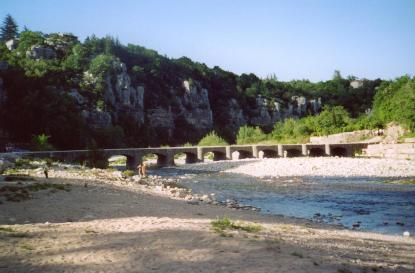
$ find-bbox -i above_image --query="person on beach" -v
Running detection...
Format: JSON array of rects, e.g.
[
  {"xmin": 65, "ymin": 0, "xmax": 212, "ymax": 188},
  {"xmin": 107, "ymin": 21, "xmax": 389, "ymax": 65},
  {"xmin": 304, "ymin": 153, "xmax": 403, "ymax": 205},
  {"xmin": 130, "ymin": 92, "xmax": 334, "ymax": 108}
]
[
  {"xmin": 137, "ymin": 164, "xmax": 142, "ymax": 178},
  {"xmin": 43, "ymin": 164, "xmax": 49, "ymax": 179},
  {"xmin": 141, "ymin": 163, "xmax": 147, "ymax": 178}
]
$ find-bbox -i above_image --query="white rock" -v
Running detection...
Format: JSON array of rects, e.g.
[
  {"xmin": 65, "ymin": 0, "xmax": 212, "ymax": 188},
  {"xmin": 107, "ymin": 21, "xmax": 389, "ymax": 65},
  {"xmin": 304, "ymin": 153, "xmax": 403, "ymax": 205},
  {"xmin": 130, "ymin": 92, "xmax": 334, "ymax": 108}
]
[{"xmin": 403, "ymin": 231, "xmax": 410, "ymax": 237}]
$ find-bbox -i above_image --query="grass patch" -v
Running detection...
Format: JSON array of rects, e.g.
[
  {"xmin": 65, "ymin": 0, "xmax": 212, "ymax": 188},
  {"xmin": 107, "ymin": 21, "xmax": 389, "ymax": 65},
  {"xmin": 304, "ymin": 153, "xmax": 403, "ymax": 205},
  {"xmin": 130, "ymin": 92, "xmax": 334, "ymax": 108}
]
[
  {"xmin": 0, "ymin": 227, "xmax": 16, "ymax": 233},
  {"xmin": 0, "ymin": 227, "xmax": 29, "ymax": 238},
  {"xmin": 0, "ymin": 183, "xmax": 71, "ymax": 202},
  {"xmin": 211, "ymin": 217, "xmax": 262, "ymax": 236}
]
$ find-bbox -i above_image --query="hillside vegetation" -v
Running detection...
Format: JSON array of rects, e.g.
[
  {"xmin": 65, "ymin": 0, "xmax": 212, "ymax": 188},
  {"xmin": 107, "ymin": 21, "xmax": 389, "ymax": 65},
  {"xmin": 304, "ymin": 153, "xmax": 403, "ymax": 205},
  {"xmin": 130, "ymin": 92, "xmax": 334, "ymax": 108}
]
[{"xmin": 0, "ymin": 15, "xmax": 413, "ymax": 150}]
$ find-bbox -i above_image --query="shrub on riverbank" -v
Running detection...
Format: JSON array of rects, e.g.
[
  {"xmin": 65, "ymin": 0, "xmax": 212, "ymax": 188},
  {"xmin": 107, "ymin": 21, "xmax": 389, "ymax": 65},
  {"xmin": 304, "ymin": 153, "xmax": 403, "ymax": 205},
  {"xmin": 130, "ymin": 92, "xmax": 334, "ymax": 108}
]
[
  {"xmin": 236, "ymin": 126, "xmax": 267, "ymax": 144},
  {"xmin": 198, "ymin": 131, "xmax": 228, "ymax": 146}
]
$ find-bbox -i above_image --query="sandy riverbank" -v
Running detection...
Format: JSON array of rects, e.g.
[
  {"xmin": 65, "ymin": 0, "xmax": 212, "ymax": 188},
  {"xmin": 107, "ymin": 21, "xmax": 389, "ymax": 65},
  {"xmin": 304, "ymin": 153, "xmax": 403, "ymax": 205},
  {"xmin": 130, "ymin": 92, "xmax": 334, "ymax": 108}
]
[{"xmin": 0, "ymin": 159, "xmax": 414, "ymax": 273}]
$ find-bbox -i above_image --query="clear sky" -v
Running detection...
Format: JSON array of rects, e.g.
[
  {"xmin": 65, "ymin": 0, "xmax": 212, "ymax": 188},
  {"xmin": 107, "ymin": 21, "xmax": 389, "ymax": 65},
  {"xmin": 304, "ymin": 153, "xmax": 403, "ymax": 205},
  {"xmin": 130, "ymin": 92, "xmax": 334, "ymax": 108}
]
[{"xmin": 1, "ymin": 0, "xmax": 414, "ymax": 81}]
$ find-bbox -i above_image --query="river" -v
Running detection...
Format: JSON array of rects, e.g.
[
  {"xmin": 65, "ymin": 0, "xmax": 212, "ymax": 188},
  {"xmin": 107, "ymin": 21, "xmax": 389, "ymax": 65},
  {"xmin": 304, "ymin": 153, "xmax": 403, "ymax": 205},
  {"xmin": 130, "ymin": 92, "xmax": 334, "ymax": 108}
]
[{"xmin": 161, "ymin": 168, "xmax": 415, "ymax": 236}]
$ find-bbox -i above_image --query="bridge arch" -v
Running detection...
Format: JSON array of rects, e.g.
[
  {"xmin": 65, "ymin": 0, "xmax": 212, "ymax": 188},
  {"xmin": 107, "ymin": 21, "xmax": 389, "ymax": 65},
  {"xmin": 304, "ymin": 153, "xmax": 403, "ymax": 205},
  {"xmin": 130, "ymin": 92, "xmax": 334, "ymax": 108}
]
[
  {"xmin": 141, "ymin": 152, "xmax": 171, "ymax": 167},
  {"xmin": 232, "ymin": 150, "xmax": 253, "ymax": 160},
  {"xmin": 174, "ymin": 151, "xmax": 198, "ymax": 164},
  {"xmin": 259, "ymin": 149, "xmax": 278, "ymax": 158},
  {"xmin": 331, "ymin": 147, "xmax": 348, "ymax": 157},
  {"xmin": 308, "ymin": 148, "xmax": 325, "ymax": 157},
  {"xmin": 285, "ymin": 148, "xmax": 302, "ymax": 157}
]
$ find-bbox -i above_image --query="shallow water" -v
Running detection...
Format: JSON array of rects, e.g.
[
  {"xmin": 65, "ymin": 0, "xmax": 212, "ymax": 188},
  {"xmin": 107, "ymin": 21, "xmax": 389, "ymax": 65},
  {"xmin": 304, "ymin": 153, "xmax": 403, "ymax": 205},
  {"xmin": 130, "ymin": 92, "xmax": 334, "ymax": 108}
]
[{"xmin": 174, "ymin": 171, "xmax": 415, "ymax": 235}]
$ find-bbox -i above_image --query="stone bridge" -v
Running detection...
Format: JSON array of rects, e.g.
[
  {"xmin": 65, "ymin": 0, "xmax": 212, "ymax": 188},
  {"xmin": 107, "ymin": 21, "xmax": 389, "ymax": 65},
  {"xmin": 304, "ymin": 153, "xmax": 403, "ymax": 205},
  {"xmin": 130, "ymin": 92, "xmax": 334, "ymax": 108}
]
[{"xmin": 3, "ymin": 143, "xmax": 368, "ymax": 170}]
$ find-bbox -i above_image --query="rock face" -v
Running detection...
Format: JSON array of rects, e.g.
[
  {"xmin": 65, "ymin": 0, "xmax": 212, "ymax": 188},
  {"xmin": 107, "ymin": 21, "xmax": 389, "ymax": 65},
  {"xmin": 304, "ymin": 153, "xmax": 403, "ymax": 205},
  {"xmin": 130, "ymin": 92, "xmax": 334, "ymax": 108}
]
[
  {"xmin": 224, "ymin": 99, "xmax": 247, "ymax": 132},
  {"xmin": 176, "ymin": 80, "xmax": 213, "ymax": 133},
  {"xmin": 103, "ymin": 62, "xmax": 145, "ymax": 125},
  {"xmin": 26, "ymin": 45, "xmax": 57, "ymax": 60},
  {"xmin": 147, "ymin": 108, "xmax": 174, "ymax": 130},
  {"xmin": 82, "ymin": 110, "xmax": 112, "ymax": 129},
  {"xmin": 249, "ymin": 96, "xmax": 272, "ymax": 127},
  {"xmin": 246, "ymin": 95, "xmax": 321, "ymax": 129},
  {"xmin": 44, "ymin": 33, "xmax": 78, "ymax": 56}
]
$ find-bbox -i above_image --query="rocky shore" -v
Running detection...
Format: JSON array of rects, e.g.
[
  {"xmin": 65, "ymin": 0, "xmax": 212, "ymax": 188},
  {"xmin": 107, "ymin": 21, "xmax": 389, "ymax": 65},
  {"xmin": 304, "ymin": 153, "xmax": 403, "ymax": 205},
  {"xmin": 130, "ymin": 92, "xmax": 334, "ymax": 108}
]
[{"xmin": 0, "ymin": 158, "xmax": 414, "ymax": 273}]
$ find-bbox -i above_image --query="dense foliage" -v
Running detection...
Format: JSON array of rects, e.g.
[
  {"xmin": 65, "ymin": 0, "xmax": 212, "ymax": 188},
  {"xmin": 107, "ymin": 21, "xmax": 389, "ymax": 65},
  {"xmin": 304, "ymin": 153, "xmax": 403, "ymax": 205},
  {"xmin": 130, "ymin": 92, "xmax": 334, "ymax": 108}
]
[
  {"xmin": 371, "ymin": 76, "xmax": 415, "ymax": 131},
  {"xmin": 0, "ymin": 15, "xmax": 413, "ymax": 150},
  {"xmin": 198, "ymin": 132, "xmax": 228, "ymax": 146}
]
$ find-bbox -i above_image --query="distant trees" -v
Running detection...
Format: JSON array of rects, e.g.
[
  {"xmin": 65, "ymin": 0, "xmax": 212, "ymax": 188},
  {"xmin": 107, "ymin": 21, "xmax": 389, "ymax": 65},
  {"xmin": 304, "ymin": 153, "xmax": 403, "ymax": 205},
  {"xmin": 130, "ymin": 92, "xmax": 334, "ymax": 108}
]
[{"xmin": 0, "ymin": 14, "xmax": 18, "ymax": 41}]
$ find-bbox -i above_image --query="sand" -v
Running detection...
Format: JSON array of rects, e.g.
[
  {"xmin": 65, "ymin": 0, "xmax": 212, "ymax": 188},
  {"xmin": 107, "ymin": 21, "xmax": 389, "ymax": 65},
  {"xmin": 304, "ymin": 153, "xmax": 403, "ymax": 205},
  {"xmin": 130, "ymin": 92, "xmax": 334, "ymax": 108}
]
[{"xmin": 1, "ymin": 160, "xmax": 415, "ymax": 273}]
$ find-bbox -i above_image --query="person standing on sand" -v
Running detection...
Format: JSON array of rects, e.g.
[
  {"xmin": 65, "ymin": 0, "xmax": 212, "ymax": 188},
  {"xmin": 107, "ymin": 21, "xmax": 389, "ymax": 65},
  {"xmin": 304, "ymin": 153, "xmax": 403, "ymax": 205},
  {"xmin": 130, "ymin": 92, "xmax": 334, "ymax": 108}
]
[
  {"xmin": 137, "ymin": 164, "xmax": 142, "ymax": 178},
  {"xmin": 43, "ymin": 164, "xmax": 49, "ymax": 179},
  {"xmin": 141, "ymin": 163, "xmax": 147, "ymax": 178}
]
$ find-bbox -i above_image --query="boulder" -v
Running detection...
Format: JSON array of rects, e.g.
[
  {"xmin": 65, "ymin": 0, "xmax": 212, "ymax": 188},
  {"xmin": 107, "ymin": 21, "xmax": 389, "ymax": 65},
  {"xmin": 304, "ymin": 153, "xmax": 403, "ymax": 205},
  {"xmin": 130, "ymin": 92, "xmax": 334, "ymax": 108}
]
[
  {"xmin": 5, "ymin": 39, "xmax": 18, "ymax": 50},
  {"xmin": 26, "ymin": 45, "xmax": 57, "ymax": 60}
]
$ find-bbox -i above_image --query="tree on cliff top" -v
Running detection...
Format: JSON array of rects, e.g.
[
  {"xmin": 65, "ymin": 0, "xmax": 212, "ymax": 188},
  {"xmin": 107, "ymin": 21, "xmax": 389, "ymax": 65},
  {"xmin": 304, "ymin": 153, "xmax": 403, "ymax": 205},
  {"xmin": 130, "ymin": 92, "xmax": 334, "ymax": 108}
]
[{"xmin": 1, "ymin": 14, "xmax": 18, "ymax": 41}]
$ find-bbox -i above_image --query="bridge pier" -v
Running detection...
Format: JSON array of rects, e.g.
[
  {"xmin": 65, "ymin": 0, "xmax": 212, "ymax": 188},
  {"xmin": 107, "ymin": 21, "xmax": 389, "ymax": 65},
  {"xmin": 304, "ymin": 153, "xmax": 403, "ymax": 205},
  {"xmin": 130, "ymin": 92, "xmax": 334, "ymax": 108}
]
[
  {"xmin": 226, "ymin": 146, "xmax": 232, "ymax": 160},
  {"xmin": 197, "ymin": 147, "xmax": 203, "ymax": 162},
  {"xmin": 301, "ymin": 144, "xmax": 308, "ymax": 156},
  {"xmin": 252, "ymin": 145, "xmax": 259, "ymax": 158},
  {"xmin": 277, "ymin": 144, "xmax": 283, "ymax": 157},
  {"xmin": 325, "ymin": 144, "xmax": 331, "ymax": 156}
]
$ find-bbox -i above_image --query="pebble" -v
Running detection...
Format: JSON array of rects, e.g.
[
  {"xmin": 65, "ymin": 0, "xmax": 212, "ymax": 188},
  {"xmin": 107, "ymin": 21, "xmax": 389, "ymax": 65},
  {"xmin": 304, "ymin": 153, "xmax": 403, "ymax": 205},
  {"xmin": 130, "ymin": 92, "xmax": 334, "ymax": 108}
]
[{"xmin": 403, "ymin": 231, "xmax": 410, "ymax": 237}]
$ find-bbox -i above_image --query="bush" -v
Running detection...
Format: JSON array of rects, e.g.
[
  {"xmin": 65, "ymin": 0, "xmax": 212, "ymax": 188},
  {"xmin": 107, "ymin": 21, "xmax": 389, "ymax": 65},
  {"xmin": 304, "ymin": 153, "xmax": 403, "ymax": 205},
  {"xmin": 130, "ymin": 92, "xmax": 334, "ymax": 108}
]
[
  {"xmin": 371, "ymin": 76, "xmax": 415, "ymax": 131},
  {"xmin": 198, "ymin": 131, "xmax": 228, "ymax": 146},
  {"xmin": 236, "ymin": 126, "xmax": 267, "ymax": 144},
  {"xmin": 32, "ymin": 134, "xmax": 54, "ymax": 151}
]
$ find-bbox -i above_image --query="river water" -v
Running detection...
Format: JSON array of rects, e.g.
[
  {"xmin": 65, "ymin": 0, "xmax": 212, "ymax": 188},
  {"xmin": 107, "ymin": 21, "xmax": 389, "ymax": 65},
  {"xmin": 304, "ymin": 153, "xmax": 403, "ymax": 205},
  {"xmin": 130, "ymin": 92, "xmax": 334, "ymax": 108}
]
[{"xmin": 164, "ymin": 170, "xmax": 415, "ymax": 236}]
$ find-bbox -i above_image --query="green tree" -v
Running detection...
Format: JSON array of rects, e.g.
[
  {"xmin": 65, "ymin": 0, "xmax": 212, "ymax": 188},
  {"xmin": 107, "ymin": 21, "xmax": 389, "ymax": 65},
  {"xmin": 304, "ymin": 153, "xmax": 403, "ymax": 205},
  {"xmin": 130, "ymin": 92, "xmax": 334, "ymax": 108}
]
[
  {"xmin": 0, "ymin": 14, "xmax": 18, "ymax": 41},
  {"xmin": 314, "ymin": 106, "xmax": 352, "ymax": 135}
]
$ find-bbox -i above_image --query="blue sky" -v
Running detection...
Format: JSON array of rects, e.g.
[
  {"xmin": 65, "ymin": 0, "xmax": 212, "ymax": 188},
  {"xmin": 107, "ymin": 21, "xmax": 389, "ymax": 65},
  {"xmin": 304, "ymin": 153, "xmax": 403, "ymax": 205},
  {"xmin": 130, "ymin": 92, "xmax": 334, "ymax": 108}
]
[{"xmin": 1, "ymin": 0, "xmax": 414, "ymax": 81}]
